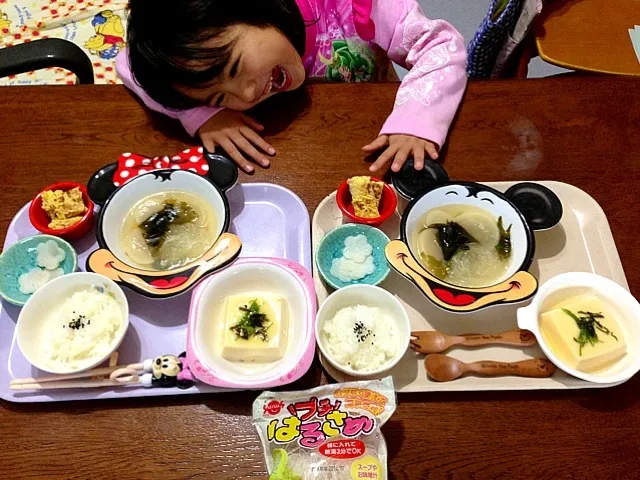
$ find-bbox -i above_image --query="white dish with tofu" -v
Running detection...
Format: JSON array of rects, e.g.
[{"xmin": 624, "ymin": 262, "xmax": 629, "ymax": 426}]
[
  {"xmin": 185, "ymin": 258, "xmax": 317, "ymax": 389},
  {"xmin": 518, "ymin": 272, "xmax": 640, "ymax": 384}
]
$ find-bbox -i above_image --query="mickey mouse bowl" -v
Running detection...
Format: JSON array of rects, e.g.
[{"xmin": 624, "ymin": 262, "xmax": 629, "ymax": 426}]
[
  {"xmin": 85, "ymin": 150, "xmax": 242, "ymax": 299},
  {"xmin": 386, "ymin": 164, "xmax": 563, "ymax": 313}
]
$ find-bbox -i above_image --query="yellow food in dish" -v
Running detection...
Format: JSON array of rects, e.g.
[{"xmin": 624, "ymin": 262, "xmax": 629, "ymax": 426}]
[
  {"xmin": 42, "ymin": 188, "xmax": 87, "ymax": 230},
  {"xmin": 220, "ymin": 293, "xmax": 289, "ymax": 362},
  {"xmin": 348, "ymin": 176, "xmax": 384, "ymax": 218},
  {"xmin": 540, "ymin": 294, "xmax": 626, "ymax": 372}
]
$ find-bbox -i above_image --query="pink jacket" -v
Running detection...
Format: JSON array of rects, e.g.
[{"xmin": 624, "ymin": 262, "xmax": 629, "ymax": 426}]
[{"xmin": 116, "ymin": 0, "xmax": 467, "ymax": 149}]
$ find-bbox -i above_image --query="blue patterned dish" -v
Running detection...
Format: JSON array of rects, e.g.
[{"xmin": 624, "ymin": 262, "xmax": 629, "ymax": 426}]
[
  {"xmin": 0, "ymin": 235, "xmax": 78, "ymax": 306},
  {"xmin": 316, "ymin": 224, "xmax": 390, "ymax": 290}
]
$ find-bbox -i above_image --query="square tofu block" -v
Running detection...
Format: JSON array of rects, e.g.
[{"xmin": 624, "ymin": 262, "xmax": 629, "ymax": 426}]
[
  {"xmin": 540, "ymin": 295, "xmax": 626, "ymax": 372},
  {"xmin": 221, "ymin": 293, "xmax": 288, "ymax": 362}
]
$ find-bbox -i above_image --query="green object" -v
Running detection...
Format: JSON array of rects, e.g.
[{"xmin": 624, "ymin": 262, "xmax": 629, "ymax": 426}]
[
  {"xmin": 562, "ymin": 309, "xmax": 618, "ymax": 356},
  {"xmin": 321, "ymin": 39, "xmax": 376, "ymax": 82},
  {"xmin": 230, "ymin": 299, "xmax": 272, "ymax": 341},
  {"xmin": 423, "ymin": 254, "xmax": 448, "ymax": 280},
  {"xmin": 495, "ymin": 216, "xmax": 512, "ymax": 259},
  {"xmin": 427, "ymin": 222, "xmax": 477, "ymax": 262},
  {"xmin": 139, "ymin": 200, "xmax": 198, "ymax": 250},
  {"xmin": 491, "ymin": 0, "xmax": 510, "ymax": 21},
  {"xmin": 269, "ymin": 449, "xmax": 302, "ymax": 480}
]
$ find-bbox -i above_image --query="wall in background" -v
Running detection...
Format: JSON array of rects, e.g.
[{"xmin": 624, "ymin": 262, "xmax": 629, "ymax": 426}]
[{"xmin": 394, "ymin": 0, "xmax": 569, "ymax": 78}]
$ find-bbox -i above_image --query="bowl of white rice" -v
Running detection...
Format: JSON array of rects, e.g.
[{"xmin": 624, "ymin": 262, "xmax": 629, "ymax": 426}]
[
  {"xmin": 315, "ymin": 284, "xmax": 410, "ymax": 377},
  {"xmin": 16, "ymin": 272, "xmax": 129, "ymax": 374}
]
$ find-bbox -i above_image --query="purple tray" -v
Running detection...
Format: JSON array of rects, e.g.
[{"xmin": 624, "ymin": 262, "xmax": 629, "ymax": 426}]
[{"xmin": 0, "ymin": 183, "xmax": 311, "ymax": 403}]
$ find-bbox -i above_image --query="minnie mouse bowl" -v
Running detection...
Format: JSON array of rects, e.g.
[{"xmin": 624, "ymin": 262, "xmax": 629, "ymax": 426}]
[
  {"xmin": 517, "ymin": 272, "xmax": 640, "ymax": 384},
  {"xmin": 385, "ymin": 179, "xmax": 564, "ymax": 312},
  {"xmin": 86, "ymin": 169, "xmax": 242, "ymax": 299},
  {"xmin": 29, "ymin": 182, "xmax": 95, "ymax": 241},
  {"xmin": 16, "ymin": 272, "xmax": 129, "ymax": 374},
  {"xmin": 185, "ymin": 258, "xmax": 316, "ymax": 389}
]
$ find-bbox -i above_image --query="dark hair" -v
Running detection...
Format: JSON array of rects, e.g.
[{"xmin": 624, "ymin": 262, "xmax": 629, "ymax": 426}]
[{"xmin": 127, "ymin": 0, "xmax": 306, "ymax": 109}]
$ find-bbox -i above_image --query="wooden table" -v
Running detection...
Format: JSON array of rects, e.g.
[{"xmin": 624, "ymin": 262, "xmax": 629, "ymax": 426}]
[
  {"xmin": 536, "ymin": 0, "xmax": 640, "ymax": 75},
  {"xmin": 1, "ymin": 78, "xmax": 640, "ymax": 479}
]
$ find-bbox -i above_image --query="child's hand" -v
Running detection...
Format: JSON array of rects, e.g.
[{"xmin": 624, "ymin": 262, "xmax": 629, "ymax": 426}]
[
  {"xmin": 198, "ymin": 110, "xmax": 275, "ymax": 173},
  {"xmin": 363, "ymin": 134, "xmax": 439, "ymax": 173}
]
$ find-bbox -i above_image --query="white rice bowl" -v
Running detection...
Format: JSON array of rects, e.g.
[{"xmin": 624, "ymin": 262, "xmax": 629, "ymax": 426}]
[{"xmin": 316, "ymin": 284, "xmax": 410, "ymax": 377}]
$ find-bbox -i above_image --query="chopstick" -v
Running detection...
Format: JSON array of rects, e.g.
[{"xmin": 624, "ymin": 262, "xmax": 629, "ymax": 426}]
[
  {"xmin": 10, "ymin": 362, "xmax": 145, "ymax": 386},
  {"xmin": 9, "ymin": 358, "xmax": 153, "ymax": 391}
]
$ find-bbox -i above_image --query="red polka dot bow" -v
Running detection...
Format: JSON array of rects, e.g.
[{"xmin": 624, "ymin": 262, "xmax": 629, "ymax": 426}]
[{"xmin": 113, "ymin": 147, "xmax": 209, "ymax": 187}]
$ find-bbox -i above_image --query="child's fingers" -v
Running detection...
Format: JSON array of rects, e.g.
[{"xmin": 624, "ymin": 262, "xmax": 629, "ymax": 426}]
[
  {"xmin": 413, "ymin": 147, "xmax": 425, "ymax": 171},
  {"xmin": 426, "ymin": 142, "xmax": 439, "ymax": 160},
  {"xmin": 241, "ymin": 114, "xmax": 265, "ymax": 132},
  {"xmin": 218, "ymin": 138, "xmax": 254, "ymax": 173},
  {"xmin": 362, "ymin": 135, "xmax": 389, "ymax": 152},
  {"xmin": 240, "ymin": 127, "xmax": 276, "ymax": 156},
  {"xmin": 390, "ymin": 146, "xmax": 412, "ymax": 173},
  {"xmin": 369, "ymin": 145, "xmax": 397, "ymax": 173},
  {"xmin": 201, "ymin": 136, "xmax": 216, "ymax": 154},
  {"xmin": 230, "ymin": 133, "xmax": 270, "ymax": 168}
]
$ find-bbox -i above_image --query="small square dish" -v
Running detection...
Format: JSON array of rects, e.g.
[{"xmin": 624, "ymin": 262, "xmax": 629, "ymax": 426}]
[{"xmin": 185, "ymin": 257, "xmax": 317, "ymax": 389}]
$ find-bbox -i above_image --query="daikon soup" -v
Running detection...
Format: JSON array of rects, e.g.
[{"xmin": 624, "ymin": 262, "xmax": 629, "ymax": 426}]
[
  {"xmin": 412, "ymin": 204, "xmax": 513, "ymax": 288},
  {"xmin": 120, "ymin": 190, "xmax": 217, "ymax": 270}
]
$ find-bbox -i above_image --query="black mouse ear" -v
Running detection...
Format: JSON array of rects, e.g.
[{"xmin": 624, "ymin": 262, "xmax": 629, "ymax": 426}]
[
  {"xmin": 87, "ymin": 162, "xmax": 118, "ymax": 206},
  {"xmin": 390, "ymin": 158, "xmax": 449, "ymax": 200},
  {"xmin": 504, "ymin": 182, "xmax": 563, "ymax": 230},
  {"xmin": 204, "ymin": 151, "xmax": 238, "ymax": 192}
]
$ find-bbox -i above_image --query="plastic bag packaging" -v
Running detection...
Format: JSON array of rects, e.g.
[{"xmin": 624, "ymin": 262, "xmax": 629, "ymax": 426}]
[{"xmin": 253, "ymin": 376, "xmax": 396, "ymax": 480}]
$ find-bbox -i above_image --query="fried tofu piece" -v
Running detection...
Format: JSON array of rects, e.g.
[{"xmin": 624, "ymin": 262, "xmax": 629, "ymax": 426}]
[{"xmin": 348, "ymin": 176, "xmax": 384, "ymax": 218}]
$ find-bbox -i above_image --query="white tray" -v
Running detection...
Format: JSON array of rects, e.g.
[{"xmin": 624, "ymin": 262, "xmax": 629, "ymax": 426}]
[{"xmin": 312, "ymin": 181, "xmax": 628, "ymax": 392}]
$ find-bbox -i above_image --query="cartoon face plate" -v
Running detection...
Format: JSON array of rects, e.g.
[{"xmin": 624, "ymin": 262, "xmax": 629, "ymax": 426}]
[
  {"xmin": 385, "ymin": 240, "xmax": 537, "ymax": 312},
  {"xmin": 402, "ymin": 182, "xmax": 536, "ymax": 283},
  {"xmin": 87, "ymin": 233, "xmax": 242, "ymax": 298}
]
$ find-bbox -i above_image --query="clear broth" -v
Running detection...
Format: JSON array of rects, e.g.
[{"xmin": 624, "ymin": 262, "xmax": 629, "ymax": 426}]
[{"xmin": 119, "ymin": 190, "xmax": 217, "ymax": 271}]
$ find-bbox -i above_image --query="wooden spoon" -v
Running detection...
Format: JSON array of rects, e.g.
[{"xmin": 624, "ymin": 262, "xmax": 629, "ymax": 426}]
[
  {"xmin": 410, "ymin": 329, "xmax": 537, "ymax": 354},
  {"xmin": 425, "ymin": 354, "xmax": 556, "ymax": 382}
]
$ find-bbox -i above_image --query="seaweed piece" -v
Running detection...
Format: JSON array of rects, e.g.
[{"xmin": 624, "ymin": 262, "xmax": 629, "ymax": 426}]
[
  {"xmin": 230, "ymin": 299, "xmax": 272, "ymax": 341},
  {"xmin": 139, "ymin": 200, "xmax": 198, "ymax": 249},
  {"xmin": 495, "ymin": 216, "xmax": 512, "ymax": 259},
  {"xmin": 427, "ymin": 221, "xmax": 476, "ymax": 261},
  {"xmin": 563, "ymin": 309, "xmax": 618, "ymax": 356}
]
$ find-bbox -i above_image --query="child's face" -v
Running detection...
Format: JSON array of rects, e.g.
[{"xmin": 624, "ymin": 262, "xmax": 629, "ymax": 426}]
[{"xmin": 179, "ymin": 25, "xmax": 305, "ymax": 111}]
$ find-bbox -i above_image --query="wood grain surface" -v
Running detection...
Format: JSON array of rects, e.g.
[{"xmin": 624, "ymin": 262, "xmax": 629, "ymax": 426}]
[
  {"xmin": 536, "ymin": 0, "xmax": 640, "ymax": 75},
  {"xmin": 1, "ymin": 78, "xmax": 639, "ymax": 479}
]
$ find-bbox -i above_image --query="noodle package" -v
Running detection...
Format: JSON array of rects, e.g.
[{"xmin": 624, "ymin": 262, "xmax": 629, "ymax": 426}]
[{"xmin": 253, "ymin": 377, "xmax": 396, "ymax": 480}]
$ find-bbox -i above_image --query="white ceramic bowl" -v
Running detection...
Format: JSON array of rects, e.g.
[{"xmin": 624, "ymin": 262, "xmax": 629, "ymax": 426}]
[
  {"xmin": 16, "ymin": 272, "xmax": 130, "ymax": 374},
  {"xmin": 517, "ymin": 272, "xmax": 640, "ymax": 384},
  {"xmin": 186, "ymin": 258, "xmax": 317, "ymax": 389},
  {"xmin": 315, "ymin": 284, "xmax": 411, "ymax": 377},
  {"xmin": 97, "ymin": 169, "xmax": 230, "ymax": 269}
]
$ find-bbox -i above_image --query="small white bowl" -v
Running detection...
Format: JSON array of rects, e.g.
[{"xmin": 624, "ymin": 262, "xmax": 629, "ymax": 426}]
[
  {"xmin": 16, "ymin": 272, "xmax": 129, "ymax": 374},
  {"xmin": 517, "ymin": 272, "xmax": 640, "ymax": 384},
  {"xmin": 316, "ymin": 284, "xmax": 411, "ymax": 377}
]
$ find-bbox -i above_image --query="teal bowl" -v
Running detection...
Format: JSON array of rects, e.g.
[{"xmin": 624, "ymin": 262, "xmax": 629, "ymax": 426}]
[
  {"xmin": 0, "ymin": 235, "xmax": 78, "ymax": 306},
  {"xmin": 316, "ymin": 224, "xmax": 391, "ymax": 290}
]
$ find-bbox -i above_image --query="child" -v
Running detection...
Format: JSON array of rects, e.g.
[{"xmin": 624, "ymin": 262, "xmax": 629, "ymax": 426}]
[{"xmin": 116, "ymin": 0, "xmax": 467, "ymax": 174}]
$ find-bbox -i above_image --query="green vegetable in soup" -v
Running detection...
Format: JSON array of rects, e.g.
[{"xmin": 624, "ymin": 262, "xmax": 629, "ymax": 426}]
[
  {"xmin": 427, "ymin": 221, "xmax": 476, "ymax": 262},
  {"xmin": 139, "ymin": 200, "xmax": 198, "ymax": 249},
  {"xmin": 420, "ymin": 253, "xmax": 448, "ymax": 280},
  {"xmin": 495, "ymin": 216, "xmax": 512, "ymax": 259}
]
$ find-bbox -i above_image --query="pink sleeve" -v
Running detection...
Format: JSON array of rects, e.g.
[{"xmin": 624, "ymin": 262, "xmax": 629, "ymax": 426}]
[
  {"xmin": 115, "ymin": 50, "xmax": 223, "ymax": 137},
  {"xmin": 367, "ymin": 0, "xmax": 467, "ymax": 148}
]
